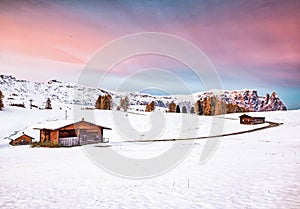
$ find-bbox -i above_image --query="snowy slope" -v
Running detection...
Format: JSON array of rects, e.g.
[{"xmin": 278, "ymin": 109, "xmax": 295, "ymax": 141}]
[{"xmin": 0, "ymin": 106, "xmax": 270, "ymax": 143}]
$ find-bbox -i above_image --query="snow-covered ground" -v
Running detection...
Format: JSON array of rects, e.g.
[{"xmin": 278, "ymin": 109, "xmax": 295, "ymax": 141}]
[
  {"xmin": 0, "ymin": 108, "xmax": 300, "ymax": 208},
  {"xmin": 1, "ymin": 106, "xmax": 270, "ymax": 144}
]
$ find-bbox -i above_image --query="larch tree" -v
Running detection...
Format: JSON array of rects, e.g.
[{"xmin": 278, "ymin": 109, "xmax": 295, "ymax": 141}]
[
  {"xmin": 203, "ymin": 97, "xmax": 211, "ymax": 115},
  {"xmin": 168, "ymin": 101, "xmax": 176, "ymax": 113},
  {"xmin": 95, "ymin": 95, "xmax": 102, "ymax": 109},
  {"xmin": 145, "ymin": 101, "xmax": 155, "ymax": 112},
  {"xmin": 101, "ymin": 94, "xmax": 112, "ymax": 110}
]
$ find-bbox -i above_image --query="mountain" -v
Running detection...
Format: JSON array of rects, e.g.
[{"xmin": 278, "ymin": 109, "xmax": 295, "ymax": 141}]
[{"xmin": 0, "ymin": 75, "xmax": 287, "ymax": 112}]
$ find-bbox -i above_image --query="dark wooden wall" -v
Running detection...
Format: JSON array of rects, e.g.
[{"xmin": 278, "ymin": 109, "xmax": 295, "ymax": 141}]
[{"xmin": 10, "ymin": 135, "xmax": 32, "ymax": 146}]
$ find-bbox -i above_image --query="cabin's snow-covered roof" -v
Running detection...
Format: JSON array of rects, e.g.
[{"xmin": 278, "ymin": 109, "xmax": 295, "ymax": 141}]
[
  {"xmin": 239, "ymin": 114, "xmax": 265, "ymax": 119},
  {"xmin": 9, "ymin": 132, "xmax": 34, "ymax": 140},
  {"xmin": 34, "ymin": 120, "xmax": 75, "ymax": 130},
  {"xmin": 34, "ymin": 120, "xmax": 111, "ymax": 130}
]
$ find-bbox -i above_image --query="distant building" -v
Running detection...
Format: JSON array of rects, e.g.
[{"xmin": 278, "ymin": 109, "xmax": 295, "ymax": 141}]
[
  {"xmin": 36, "ymin": 119, "xmax": 111, "ymax": 147},
  {"xmin": 9, "ymin": 132, "xmax": 34, "ymax": 146},
  {"xmin": 239, "ymin": 114, "xmax": 265, "ymax": 125}
]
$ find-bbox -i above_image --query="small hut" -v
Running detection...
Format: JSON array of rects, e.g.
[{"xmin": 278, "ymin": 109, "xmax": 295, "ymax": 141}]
[
  {"xmin": 9, "ymin": 132, "xmax": 34, "ymax": 146},
  {"xmin": 239, "ymin": 114, "xmax": 265, "ymax": 125},
  {"xmin": 36, "ymin": 119, "xmax": 111, "ymax": 147}
]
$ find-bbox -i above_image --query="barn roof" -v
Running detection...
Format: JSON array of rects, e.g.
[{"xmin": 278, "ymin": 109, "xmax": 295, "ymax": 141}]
[
  {"xmin": 239, "ymin": 114, "xmax": 252, "ymax": 118},
  {"xmin": 239, "ymin": 114, "xmax": 265, "ymax": 119},
  {"xmin": 9, "ymin": 132, "xmax": 34, "ymax": 140},
  {"xmin": 34, "ymin": 119, "xmax": 111, "ymax": 131}
]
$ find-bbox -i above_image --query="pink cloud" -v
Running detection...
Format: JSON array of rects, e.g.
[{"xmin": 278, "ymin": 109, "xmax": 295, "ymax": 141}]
[{"xmin": 0, "ymin": 5, "xmax": 114, "ymax": 65}]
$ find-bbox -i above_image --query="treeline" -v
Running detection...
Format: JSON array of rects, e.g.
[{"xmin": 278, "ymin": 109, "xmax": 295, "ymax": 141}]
[
  {"xmin": 94, "ymin": 93, "xmax": 249, "ymax": 115},
  {"xmin": 168, "ymin": 96, "xmax": 249, "ymax": 115},
  {"xmin": 95, "ymin": 94, "xmax": 112, "ymax": 110}
]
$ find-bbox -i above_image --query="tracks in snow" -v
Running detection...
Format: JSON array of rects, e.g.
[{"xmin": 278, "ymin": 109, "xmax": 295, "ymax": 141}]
[{"xmin": 124, "ymin": 121, "xmax": 283, "ymax": 143}]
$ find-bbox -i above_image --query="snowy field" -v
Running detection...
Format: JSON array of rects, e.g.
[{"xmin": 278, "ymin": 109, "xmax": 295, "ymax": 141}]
[
  {"xmin": 0, "ymin": 107, "xmax": 300, "ymax": 208},
  {"xmin": 0, "ymin": 105, "xmax": 271, "ymax": 144}
]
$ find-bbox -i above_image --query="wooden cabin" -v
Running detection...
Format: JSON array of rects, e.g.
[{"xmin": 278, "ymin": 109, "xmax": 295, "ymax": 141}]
[
  {"xmin": 38, "ymin": 119, "xmax": 111, "ymax": 147},
  {"xmin": 239, "ymin": 114, "xmax": 265, "ymax": 125},
  {"xmin": 9, "ymin": 133, "xmax": 34, "ymax": 146}
]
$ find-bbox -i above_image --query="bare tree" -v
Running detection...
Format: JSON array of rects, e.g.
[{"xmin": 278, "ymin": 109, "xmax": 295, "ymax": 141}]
[
  {"xmin": 0, "ymin": 90, "xmax": 4, "ymax": 110},
  {"xmin": 120, "ymin": 96, "xmax": 130, "ymax": 112}
]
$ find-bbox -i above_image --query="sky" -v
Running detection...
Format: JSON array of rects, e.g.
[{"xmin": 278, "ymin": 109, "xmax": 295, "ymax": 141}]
[{"xmin": 0, "ymin": 0, "xmax": 299, "ymax": 109}]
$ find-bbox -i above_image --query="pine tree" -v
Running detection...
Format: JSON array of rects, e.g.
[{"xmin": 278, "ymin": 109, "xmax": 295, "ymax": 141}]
[
  {"xmin": 168, "ymin": 101, "xmax": 176, "ymax": 113},
  {"xmin": 45, "ymin": 98, "xmax": 52, "ymax": 109},
  {"xmin": 0, "ymin": 90, "xmax": 4, "ymax": 110},
  {"xmin": 176, "ymin": 105, "xmax": 181, "ymax": 113},
  {"xmin": 95, "ymin": 95, "xmax": 102, "ymax": 109},
  {"xmin": 190, "ymin": 107, "xmax": 195, "ymax": 114}
]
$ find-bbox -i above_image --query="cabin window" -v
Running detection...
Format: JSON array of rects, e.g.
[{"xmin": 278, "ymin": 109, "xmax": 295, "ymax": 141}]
[{"xmin": 59, "ymin": 130, "xmax": 77, "ymax": 138}]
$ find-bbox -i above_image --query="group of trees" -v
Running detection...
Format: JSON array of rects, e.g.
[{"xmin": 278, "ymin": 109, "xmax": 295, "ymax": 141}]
[
  {"xmin": 92, "ymin": 94, "xmax": 249, "ymax": 114},
  {"xmin": 95, "ymin": 94, "xmax": 112, "ymax": 110},
  {"xmin": 0, "ymin": 90, "xmax": 249, "ymax": 115},
  {"xmin": 168, "ymin": 102, "xmax": 186, "ymax": 113},
  {"xmin": 167, "ymin": 96, "xmax": 249, "ymax": 116},
  {"xmin": 196, "ymin": 96, "xmax": 249, "ymax": 116}
]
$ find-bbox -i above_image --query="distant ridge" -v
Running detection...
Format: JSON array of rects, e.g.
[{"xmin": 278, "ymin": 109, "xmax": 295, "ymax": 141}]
[{"xmin": 0, "ymin": 74, "xmax": 287, "ymax": 112}]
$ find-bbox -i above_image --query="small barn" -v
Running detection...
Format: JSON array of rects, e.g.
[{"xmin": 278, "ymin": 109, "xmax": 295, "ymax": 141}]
[
  {"xmin": 9, "ymin": 132, "xmax": 34, "ymax": 146},
  {"xmin": 239, "ymin": 114, "xmax": 265, "ymax": 125},
  {"xmin": 36, "ymin": 119, "xmax": 111, "ymax": 147}
]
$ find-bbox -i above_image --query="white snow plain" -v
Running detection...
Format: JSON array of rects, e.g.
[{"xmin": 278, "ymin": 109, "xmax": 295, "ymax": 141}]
[{"xmin": 0, "ymin": 107, "xmax": 300, "ymax": 209}]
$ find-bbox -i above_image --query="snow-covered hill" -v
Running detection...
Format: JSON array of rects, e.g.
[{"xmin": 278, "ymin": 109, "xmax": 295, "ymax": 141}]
[{"xmin": 0, "ymin": 75, "xmax": 287, "ymax": 112}]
